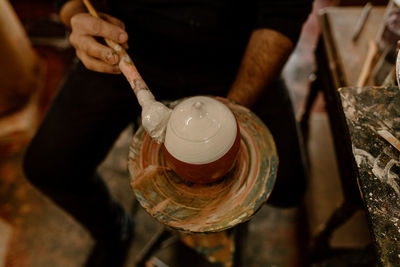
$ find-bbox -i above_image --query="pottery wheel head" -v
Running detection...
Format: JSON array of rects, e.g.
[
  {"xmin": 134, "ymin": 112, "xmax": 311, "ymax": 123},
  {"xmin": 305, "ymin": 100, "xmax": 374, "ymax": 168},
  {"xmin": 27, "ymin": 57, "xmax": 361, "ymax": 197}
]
[{"xmin": 128, "ymin": 97, "xmax": 278, "ymax": 233}]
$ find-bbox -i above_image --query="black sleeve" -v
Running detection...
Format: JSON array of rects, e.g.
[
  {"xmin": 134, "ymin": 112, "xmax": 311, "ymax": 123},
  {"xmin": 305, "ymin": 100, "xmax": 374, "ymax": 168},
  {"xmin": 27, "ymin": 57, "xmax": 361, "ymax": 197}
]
[{"xmin": 255, "ymin": 0, "xmax": 314, "ymax": 44}]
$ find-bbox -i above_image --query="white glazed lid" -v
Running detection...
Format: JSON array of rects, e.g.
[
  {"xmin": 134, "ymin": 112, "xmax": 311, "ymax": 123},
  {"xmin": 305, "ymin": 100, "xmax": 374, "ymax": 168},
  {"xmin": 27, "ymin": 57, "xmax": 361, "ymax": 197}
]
[{"xmin": 164, "ymin": 96, "xmax": 238, "ymax": 164}]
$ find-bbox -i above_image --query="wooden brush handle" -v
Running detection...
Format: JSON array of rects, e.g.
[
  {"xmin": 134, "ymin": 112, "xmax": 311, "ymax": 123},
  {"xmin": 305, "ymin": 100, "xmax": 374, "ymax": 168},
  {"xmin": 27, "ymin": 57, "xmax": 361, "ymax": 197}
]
[
  {"xmin": 82, "ymin": 0, "xmax": 146, "ymax": 94},
  {"xmin": 82, "ymin": 0, "xmax": 172, "ymax": 144},
  {"xmin": 83, "ymin": 0, "xmax": 121, "ymax": 52}
]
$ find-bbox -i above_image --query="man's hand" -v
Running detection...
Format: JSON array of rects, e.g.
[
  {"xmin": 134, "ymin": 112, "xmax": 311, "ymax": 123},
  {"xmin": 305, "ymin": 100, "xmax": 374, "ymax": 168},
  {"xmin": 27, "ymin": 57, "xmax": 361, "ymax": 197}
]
[
  {"xmin": 60, "ymin": 0, "xmax": 128, "ymax": 74},
  {"xmin": 69, "ymin": 13, "xmax": 128, "ymax": 74}
]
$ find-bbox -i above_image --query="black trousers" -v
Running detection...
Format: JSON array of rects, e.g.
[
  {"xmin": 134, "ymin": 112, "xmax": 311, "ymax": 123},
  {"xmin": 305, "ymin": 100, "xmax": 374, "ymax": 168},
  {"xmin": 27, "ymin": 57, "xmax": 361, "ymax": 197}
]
[{"xmin": 23, "ymin": 58, "xmax": 307, "ymax": 239}]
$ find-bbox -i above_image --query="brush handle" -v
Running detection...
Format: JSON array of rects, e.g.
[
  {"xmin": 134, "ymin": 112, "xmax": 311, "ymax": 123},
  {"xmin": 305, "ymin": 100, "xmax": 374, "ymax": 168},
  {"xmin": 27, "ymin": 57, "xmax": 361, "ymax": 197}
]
[
  {"xmin": 82, "ymin": 0, "xmax": 147, "ymax": 95},
  {"xmin": 83, "ymin": 0, "xmax": 172, "ymax": 144}
]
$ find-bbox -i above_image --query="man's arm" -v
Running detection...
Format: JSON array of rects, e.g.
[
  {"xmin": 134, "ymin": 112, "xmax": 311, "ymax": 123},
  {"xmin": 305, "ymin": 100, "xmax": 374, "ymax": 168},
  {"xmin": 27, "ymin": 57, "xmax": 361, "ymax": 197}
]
[
  {"xmin": 227, "ymin": 28, "xmax": 293, "ymax": 107},
  {"xmin": 228, "ymin": 0, "xmax": 313, "ymax": 107}
]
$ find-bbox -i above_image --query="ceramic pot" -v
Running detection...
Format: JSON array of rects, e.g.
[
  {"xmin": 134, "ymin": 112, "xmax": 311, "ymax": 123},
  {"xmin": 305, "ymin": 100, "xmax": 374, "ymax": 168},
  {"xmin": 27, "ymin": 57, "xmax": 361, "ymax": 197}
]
[{"xmin": 163, "ymin": 96, "xmax": 241, "ymax": 183}]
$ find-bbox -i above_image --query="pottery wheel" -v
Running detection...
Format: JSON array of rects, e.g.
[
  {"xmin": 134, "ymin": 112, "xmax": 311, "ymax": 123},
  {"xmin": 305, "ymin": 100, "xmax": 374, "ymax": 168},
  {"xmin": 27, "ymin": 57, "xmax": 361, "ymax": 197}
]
[{"xmin": 128, "ymin": 97, "xmax": 278, "ymax": 233}]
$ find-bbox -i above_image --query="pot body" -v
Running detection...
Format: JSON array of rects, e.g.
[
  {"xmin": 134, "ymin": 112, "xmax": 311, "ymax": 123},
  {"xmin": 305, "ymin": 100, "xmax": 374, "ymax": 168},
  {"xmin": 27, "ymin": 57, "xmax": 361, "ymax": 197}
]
[
  {"xmin": 163, "ymin": 123, "xmax": 241, "ymax": 183},
  {"xmin": 163, "ymin": 96, "xmax": 241, "ymax": 183}
]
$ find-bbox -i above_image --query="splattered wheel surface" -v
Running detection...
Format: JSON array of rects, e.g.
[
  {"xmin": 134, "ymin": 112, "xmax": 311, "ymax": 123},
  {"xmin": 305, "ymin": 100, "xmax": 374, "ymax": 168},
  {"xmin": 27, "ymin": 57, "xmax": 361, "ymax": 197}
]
[{"xmin": 128, "ymin": 98, "xmax": 278, "ymax": 233}]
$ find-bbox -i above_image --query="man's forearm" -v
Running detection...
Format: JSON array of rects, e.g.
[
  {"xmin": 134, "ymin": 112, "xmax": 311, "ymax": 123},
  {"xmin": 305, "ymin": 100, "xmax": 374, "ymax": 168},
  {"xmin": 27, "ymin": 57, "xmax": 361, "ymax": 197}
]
[{"xmin": 227, "ymin": 28, "xmax": 294, "ymax": 108}]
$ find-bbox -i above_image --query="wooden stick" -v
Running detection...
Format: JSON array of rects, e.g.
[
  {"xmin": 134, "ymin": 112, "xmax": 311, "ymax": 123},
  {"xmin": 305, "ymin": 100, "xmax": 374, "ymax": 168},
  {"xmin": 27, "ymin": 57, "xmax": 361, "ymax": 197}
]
[
  {"xmin": 352, "ymin": 2, "xmax": 372, "ymax": 42},
  {"xmin": 396, "ymin": 41, "xmax": 400, "ymax": 87},
  {"xmin": 83, "ymin": 0, "xmax": 121, "ymax": 53},
  {"xmin": 356, "ymin": 40, "xmax": 378, "ymax": 86},
  {"xmin": 82, "ymin": 0, "xmax": 145, "ymax": 93}
]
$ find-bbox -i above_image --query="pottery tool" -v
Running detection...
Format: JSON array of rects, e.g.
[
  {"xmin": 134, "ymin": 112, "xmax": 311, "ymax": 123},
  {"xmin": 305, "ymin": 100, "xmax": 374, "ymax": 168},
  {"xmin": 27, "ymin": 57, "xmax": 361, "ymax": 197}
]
[
  {"xmin": 378, "ymin": 129, "xmax": 400, "ymax": 153},
  {"xmin": 83, "ymin": 0, "xmax": 171, "ymax": 143},
  {"xmin": 352, "ymin": 2, "xmax": 372, "ymax": 42}
]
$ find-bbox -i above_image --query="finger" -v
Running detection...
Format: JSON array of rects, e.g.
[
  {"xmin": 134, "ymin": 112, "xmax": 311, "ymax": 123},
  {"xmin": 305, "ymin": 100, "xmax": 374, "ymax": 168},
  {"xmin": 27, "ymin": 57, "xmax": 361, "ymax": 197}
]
[
  {"xmin": 122, "ymin": 42, "xmax": 129, "ymax": 50},
  {"xmin": 99, "ymin": 14, "xmax": 129, "ymax": 50},
  {"xmin": 70, "ymin": 34, "xmax": 119, "ymax": 64},
  {"xmin": 76, "ymin": 49, "xmax": 121, "ymax": 74},
  {"xmin": 71, "ymin": 13, "xmax": 128, "ymax": 43},
  {"xmin": 85, "ymin": 37, "xmax": 120, "ymax": 64},
  {"xmin": 100, "ymin": 13, "xmax": 126, "ymax": 30}
]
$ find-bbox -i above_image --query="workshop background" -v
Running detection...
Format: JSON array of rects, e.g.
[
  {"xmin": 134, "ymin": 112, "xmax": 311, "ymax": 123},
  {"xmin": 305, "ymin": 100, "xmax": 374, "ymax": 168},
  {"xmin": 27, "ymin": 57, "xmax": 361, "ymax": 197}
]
[{"xmin": 0, "ymin": 0, "xmax": 387, "ymax": 266}]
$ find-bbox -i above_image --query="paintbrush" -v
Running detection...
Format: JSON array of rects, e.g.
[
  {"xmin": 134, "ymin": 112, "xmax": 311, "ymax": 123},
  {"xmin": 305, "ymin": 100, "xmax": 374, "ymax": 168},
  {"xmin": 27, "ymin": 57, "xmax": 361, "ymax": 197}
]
[{"xmin": 83, "ymin": 0, "xmax": 171, "ymax": 143}]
